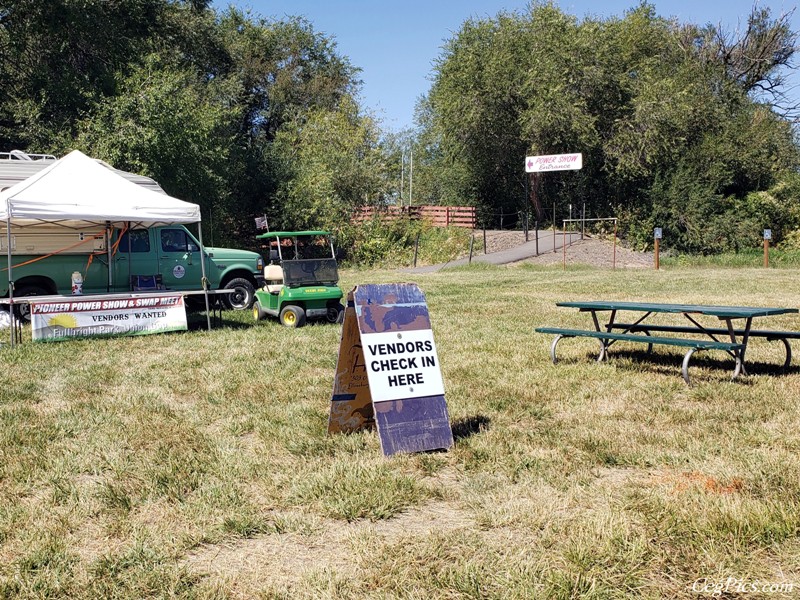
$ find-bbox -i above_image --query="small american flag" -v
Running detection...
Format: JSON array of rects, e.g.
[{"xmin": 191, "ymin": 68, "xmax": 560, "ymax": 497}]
[{"xmin": 254, "ymin": 215, "xmax": 269, "ymax": 230}]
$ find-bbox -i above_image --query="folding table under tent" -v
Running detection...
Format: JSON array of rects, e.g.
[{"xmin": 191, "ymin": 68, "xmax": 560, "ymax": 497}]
[{"xmin": 0, "ymin": 149, "xmax": 212, "ymax": 346}]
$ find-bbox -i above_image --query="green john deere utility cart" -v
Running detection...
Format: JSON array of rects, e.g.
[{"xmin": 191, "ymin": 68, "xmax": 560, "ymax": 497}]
[{"xmin": 252, "ymin": 231, "xmax": 344, "ymax": 327}]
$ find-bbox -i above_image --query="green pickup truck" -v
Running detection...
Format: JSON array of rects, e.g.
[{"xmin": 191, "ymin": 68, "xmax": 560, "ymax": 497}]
[
  {"xmin": 3, "ymin": 225, "xmax": 264, "ymax": 318},
  {"xmin": 1, "ymin": 153, "xmax": 263, "ymax": 316}
]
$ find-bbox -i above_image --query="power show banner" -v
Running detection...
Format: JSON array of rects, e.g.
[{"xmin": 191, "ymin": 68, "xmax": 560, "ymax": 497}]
[
  {"xmin": 328, "ymin": 283, "xmax": 454, "ymax": 456},
  {"xmin": 30, "ymin": 295, "xmax": 187, "ymax": 342}
]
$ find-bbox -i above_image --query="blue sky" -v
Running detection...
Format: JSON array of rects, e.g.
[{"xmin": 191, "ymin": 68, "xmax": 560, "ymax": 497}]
[{"xmin": 215, "ymin": 1, "xmax": 798, "ymax": 131}]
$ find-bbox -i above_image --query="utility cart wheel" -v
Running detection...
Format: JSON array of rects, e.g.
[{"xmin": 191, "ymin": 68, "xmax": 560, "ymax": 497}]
[
  {"xmin": 280, "ymin": 305, "xmax": 306, "ymax": 328},
  {"xmin": 326, "ymin": 302, "xmax": 344, "ymax": 323},
  {"xmin": 253, "ymin": 300, "xmax": 267, "ymax": 321}
]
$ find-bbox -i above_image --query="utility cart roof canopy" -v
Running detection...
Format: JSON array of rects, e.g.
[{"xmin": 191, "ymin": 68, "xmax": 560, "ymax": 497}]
[{"xmin": 256, "ymin": 230, "xmax": 331, "ymax": 239}]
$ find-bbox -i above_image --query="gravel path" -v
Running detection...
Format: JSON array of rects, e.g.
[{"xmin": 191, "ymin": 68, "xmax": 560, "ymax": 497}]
[
  {"xmin": 522, "ymin": 237, "xmax": 654, "ymax": 268},
  {"xmin": 475, "ymin": 230, "xmax": 653, "ymax": 269}
]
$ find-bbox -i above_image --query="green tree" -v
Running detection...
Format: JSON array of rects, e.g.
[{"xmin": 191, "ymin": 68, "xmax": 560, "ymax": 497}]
[
  {"xmin": 421, "ymin": 1, "xmax": 799, "ymax": 249},
  {"xmin": 426, "ymin": 12, "xmax": 531, "ymax": 224},
  {"xmin": 207, "ymin": 9, "xmax": 363, "ymax": 242},
  {"xmin": 0, "ymin": 0, "xmax": 207, "ymax": 149},
  {"xmin": 72, "ymin": 55, "xmax": 240, "ymax": 235},
  {"xmin": 408, "ymin": 96, "xmax": 475, "ymax": 208},
  {"xmin": 1, "ymin": 2, "xmax": 364, "ymax": 246},
  {"xmin": 272, "ymin": 96, "xmax": 388, "ymax": 231}
]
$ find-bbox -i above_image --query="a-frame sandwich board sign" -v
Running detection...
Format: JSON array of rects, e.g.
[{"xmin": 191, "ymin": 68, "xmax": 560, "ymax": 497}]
[{"xmin": 328, "ymin": 283, "xmax": 454, "ymax": 456}]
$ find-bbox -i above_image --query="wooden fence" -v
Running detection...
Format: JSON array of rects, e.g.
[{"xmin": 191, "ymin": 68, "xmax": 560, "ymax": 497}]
[{"xmin": 354, "ymin": 205, "xmax": 477, "ymax": 228}]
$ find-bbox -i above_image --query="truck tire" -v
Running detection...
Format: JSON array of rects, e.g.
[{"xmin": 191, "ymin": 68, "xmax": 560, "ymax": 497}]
[
  {"xmin": 13, "ymin": 284, "xmax": 50, "ymax": 321},
  {"xmin": 223, "ymin": 278, "xmax": 255, "ymax": 310},
  {"xmin": 279, "ymin": 305, "xmax": 306, "ymax": 328}
]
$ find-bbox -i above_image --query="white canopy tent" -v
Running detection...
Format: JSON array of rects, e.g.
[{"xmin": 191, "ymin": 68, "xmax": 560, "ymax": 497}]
[
  {"xmin": 0, "ymin": 149, "xmax": 200, "ymax": 228},
  {"xmin": 1, "ymin": 150, "xmax": 212, "ymax": 345}
]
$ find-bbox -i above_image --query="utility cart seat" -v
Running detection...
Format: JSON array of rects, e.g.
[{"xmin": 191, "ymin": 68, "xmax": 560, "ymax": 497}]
[{"xmin": 263, "ymin": 264, "xmax": 284, "ymax": 294}]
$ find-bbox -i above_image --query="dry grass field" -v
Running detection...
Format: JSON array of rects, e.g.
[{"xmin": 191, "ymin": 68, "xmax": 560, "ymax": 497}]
[{"xmin": 2, "ymin": 263, "xmax": 800, "ymax": 598}]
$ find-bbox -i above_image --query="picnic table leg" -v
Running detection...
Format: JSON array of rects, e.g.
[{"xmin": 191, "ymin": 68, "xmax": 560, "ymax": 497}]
[
  {"xmin": 592, "ymin": 310, "xmax": 617, "ymax": 362},
  {"xmin": 643, "ymin": 330, "xmax": 653, "ymax": 354},
  {"xmin": 760, "ymin": 335, "xmax": 792, "ymax": 372},
  {"xmin": 591, "ymin": 309, "xmax": 613, "ymax": 361},
  {"xmin": 550, "ymin": 334, "xmax": 572, "ymax": 364},
  {"xmin": 596, "ymin": 338, "xmax": 608, "ymax": 362},
  {"xmin": 681, "ymin": 348, "xmax": 697, "ymax": 385},
  {"xmin": 724, "ymin": 317, "xmax": 750, "ymax": 378},
  {"xmin": 550, "ymin": 335, "xmax": 564, "ymax": 364},
  {"xmin": 776, "ymin": 337, "xmax": 792, "ymax": 371},
  {"xmin": 550, "ymin": 334, "xmax": 606, "ymax": 364}
]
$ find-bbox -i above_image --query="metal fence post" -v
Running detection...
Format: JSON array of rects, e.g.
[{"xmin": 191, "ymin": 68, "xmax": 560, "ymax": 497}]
[
  {"xmin": 524, "ymin": 212, "xmax": 529, "ymax": 242},
  {"xmin": 581, "ymin": 203, "xmax": 585, "ymax": 240},
  {"xmin": 613, "ymin": 219, "xmax": 617, "ymax": 270}
]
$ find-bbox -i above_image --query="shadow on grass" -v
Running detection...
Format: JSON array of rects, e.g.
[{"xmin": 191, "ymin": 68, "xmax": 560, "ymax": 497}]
[
  {"xmin": 571, "ymin": 348, "xmax": 797, "ymax": 381},
  {"xmin": 186, "ymin": 313, "xmax": 253, "ymax": 331},
  {"xmin": 451, "ymin": 415, "xmax": 491, "ymax": 441}
]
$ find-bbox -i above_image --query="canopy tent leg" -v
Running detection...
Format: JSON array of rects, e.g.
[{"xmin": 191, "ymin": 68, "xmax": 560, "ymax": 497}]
[
  {"xmin": 6, "ymin": 214, "xmax": 14, "ymax": 348},
  {"xmin": 106, "ymin": 221, "xmax": 112, "ymax": 292},
  {"xmin": 126, "ymin": 222, "xmax": 132, "ymax": 290},
  {"xmin": 196, "ymin": 224, "xmax": 212, "ymax": 332}
]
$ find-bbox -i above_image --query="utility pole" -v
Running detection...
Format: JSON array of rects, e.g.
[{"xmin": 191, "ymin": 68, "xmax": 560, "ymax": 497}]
[
  {"xmin": 409, "ymin": 148, "xmax": 413, "ymax": 205},
  {"xmin": 400, "ymin": 152, "xmax": 405, "ymax": 206}
]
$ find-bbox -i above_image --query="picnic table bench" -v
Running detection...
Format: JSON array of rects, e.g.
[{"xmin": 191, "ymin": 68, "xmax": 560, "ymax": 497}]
[
  {"xmin": 605, "ymin": 324, "xmax": 800, "ymax": 370},
  {"xmin": 535, "ymin": 301, "xmax": 799, "ymax": 384}
]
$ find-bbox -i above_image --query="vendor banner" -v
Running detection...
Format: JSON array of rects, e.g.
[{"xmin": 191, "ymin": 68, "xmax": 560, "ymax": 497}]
[{"xmin": 30, "ymin": 295, "xmax": 187, "ymax": 342}]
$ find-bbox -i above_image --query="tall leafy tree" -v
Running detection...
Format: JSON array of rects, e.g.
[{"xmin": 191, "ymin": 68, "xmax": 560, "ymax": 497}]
[
  {"xmin": 426, "ymin": 12, "xmax": 531, "ymax": 222},
  {"xmin": 408, "ymin": 96, "xmax": 474, "ymax": 208},
  {"xmin": 421, "ymin": 1, "xmax": 799, "ymax": 251},
  {"xmin": 272, "ymin": 95, "xmax": 388, "ymax": 231},
  {"xmin": 73, "ymin": 55, "xmax": 240, "ymax": 223},
  {"xmin": 1, "ymin": 1, "xmax": 366, "ymax": 246},
  {"xmin": 0, "ymin": 0, "xmax": 206, "ymax": 149},
  {"xmin": 210, "ymin": 10, "xmax": 362, "ymax": 241}
]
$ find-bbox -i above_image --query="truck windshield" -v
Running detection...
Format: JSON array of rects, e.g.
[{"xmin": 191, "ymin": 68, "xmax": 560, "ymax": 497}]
[{"xmin": 281, "ymin": 258, "xmax": 339, "ymax": 287}]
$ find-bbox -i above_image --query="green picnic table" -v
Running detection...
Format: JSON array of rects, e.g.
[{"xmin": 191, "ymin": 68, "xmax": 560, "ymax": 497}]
[{"xmin": 536, "ymin": 301, "xmax": 800, "ymax": 384}]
